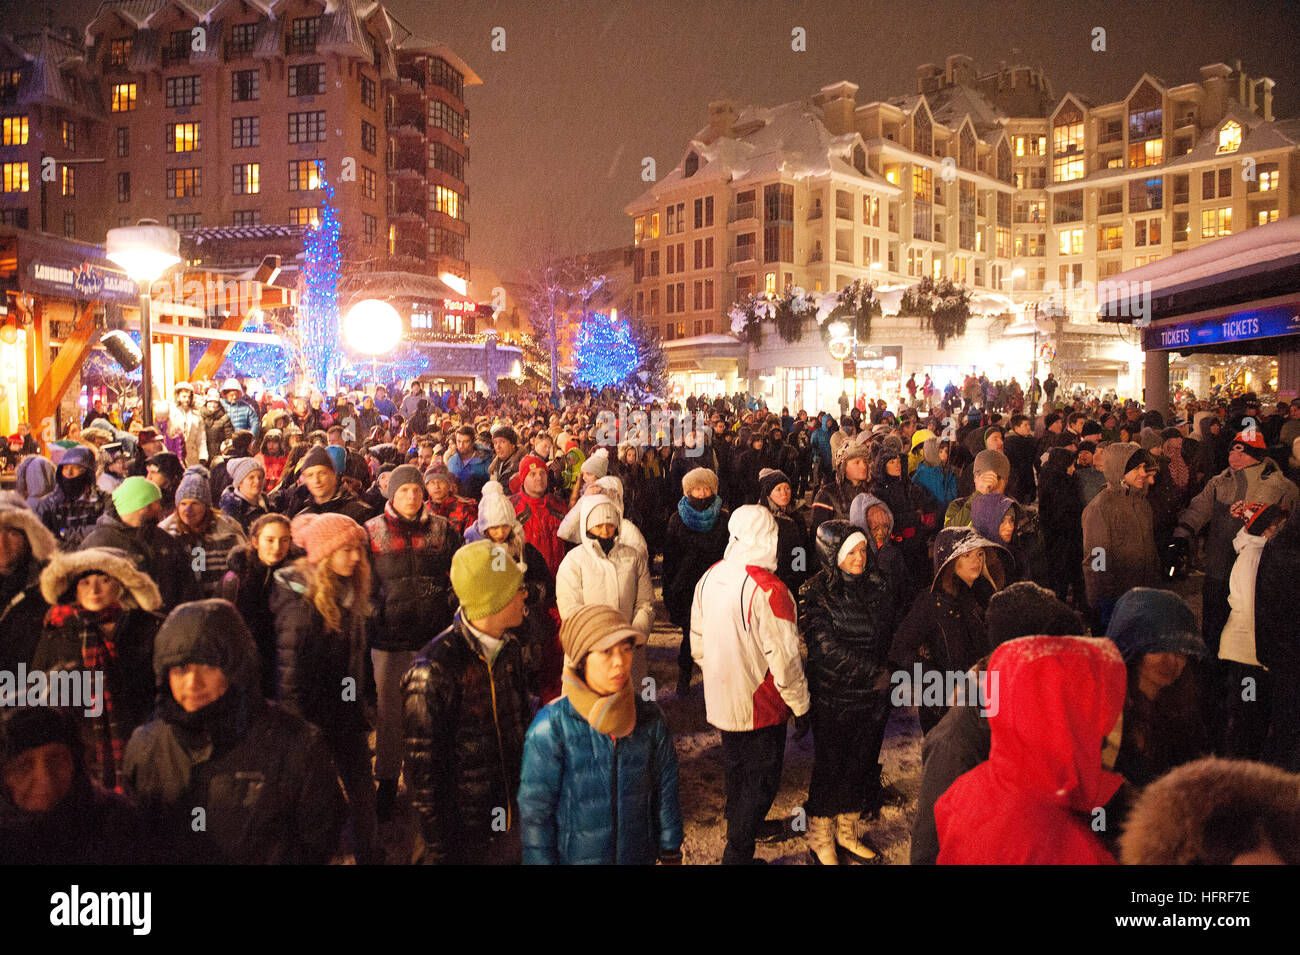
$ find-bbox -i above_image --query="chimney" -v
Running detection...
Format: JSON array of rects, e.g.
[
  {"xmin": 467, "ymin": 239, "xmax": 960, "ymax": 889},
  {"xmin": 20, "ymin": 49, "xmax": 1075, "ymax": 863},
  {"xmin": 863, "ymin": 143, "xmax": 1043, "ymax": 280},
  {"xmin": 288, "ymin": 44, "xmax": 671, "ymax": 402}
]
[
  {"xmin": 1259, "ymin": 77, "xmax": 1275, "ymax": 121},
  {"xmin": 819, "ymin": 81, "xmax": 858, "ymax": 135},
  {"xmin": 708, "ymin": 100, "xmax": 735, "ymax": 141},
  {"xmin": 916, "ymin": 63, "xmax": 942, "ymax": 94},
  {"xmin": 945, "ymin": 54, "xmax": 974, "ymax": 87},
  {"xmin": 1199, "ymin": 63, "xmax": 1232, "ymax": 128}
]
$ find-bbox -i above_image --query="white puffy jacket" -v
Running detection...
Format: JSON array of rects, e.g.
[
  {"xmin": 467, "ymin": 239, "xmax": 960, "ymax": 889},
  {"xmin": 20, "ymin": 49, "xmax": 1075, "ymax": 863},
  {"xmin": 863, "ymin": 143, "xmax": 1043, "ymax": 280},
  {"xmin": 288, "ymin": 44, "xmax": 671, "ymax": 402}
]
[
  {"xmin": 556, "ymin": 477, "xmax": 647, "ymax": 557},
  {"xmin": 690, "ymin": 505, "xmax": 810, "ymax": 732},
  {"xmin": 1218, "ymin": 527, "xmax": 1268, "ymax": 668},
  {"xmin": 556, "ymin": 494, "xmax": 654, "ymax": 634}
]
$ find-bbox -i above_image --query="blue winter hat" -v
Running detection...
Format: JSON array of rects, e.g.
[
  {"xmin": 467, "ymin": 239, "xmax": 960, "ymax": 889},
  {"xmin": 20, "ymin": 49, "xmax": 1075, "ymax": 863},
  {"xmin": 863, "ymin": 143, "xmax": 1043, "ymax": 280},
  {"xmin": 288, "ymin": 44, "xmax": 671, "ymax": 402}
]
[
  {"xmin": 1105, "ymin": 588, "xmax": 1205, "ymax": 663},
  {"xmin": 325, "ymin": 445, "xmax": 347, "ymax": 474}
]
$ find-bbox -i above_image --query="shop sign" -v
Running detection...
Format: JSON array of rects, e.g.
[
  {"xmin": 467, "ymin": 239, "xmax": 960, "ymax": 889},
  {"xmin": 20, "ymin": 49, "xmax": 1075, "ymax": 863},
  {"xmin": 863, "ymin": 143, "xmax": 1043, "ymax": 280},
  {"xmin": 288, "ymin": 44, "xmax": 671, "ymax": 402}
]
[
  {"xmin": 1144, "ymin": 303, "xmax": 1300, "ymax": 351},
  {"xmin": 28, "ymin": 260, "xmax": 138, "ymax": 304}
]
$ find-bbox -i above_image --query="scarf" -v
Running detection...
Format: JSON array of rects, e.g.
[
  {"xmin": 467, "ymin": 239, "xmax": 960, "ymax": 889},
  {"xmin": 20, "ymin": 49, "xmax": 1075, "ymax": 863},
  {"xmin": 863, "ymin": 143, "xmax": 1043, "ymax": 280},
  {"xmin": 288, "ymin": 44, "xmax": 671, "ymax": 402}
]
[
  {"xmin": 677, "ymin": 494, "xmax": 722, "ymax": 532},
  {"xmin": 561, "ymin": 667, "xmax": 637, "ymax": 738},
  {"xmin": 1167, "ymin": 451, "xmax": 1189, "ymax": 489},
  {"xmin": 45, "ymin": 603, "xmax": 126, "ymax": 793}
]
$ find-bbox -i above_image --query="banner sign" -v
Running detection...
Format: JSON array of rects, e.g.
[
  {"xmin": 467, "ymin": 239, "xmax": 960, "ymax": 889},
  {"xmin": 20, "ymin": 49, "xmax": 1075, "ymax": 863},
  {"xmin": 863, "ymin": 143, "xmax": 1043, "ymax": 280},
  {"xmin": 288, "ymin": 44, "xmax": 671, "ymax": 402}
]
[{"xmin": 1145, "ymin": 303, "xmax": 1300, "ymax": 351}]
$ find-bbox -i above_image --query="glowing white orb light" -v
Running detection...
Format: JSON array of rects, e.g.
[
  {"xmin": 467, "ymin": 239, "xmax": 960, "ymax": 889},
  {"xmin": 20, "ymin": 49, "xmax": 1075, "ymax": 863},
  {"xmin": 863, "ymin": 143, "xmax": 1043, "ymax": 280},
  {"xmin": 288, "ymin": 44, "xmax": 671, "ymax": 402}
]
[{"xmin": 343, "ymin": 299, "xmax": 402, "ymax": 355}]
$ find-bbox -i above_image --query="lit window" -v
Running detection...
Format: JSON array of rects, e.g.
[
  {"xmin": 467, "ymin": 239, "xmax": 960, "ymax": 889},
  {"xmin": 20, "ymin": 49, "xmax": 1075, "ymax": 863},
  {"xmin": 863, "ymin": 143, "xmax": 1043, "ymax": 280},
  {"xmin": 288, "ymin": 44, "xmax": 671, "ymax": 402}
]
[
  {"xmin": 232, "ymin": 163, "xmax": 260, "ymax": 195},
  {"xmin": 433, "ymin": 185, "xmax": 462, "ymax": 219},
  {"xmin": 1058, "ymin": 229, "xmax": 1083, "ymax": 255},
  {"xmin": 61, "ymin": 165, "xmax": 74, "ymax": 196},
  {"xmin": 165, "ymin": 168, "xmax": 201, "ymax": 198},
  {"xmin": 2, "ymin": 162, "xmax": 29, "ymax": 192},
  {"xmin": 288, "ymin": 159, "xmax": 322, "ymax": 191},
  {"xmin": 649, "ymin": 213, "xmax": 660, "ymax": 239},
  {"xmin": 1201, "ymin": 206, "xmax": 1232, "ymax": 238},
  {"xmin": 111, "ymin": 83, "xmax": 137, "ymax": 112},
  {"xmin": 764, "ymin": 272, "xmax": 776, "ymax": 294},
  {"xmin": 1257, "ymin": 208, "xmax": 1279, "ymax": 226},
  {"xmin": 1, "ymin": 116, "xmax": 27, "ymax": 146},
  {"xmin": 1257, "ymin": 165, "xmax": 1279, "ymax": 191},
  {"xmin": 1217, "ymin": 121, "xmax": 1241, "ymax": 154},
  {"xmin": 291, "ymin": 207, "xmax": 322, "ymax": 228},
  {"xmin": 168, "ymin": 122, "xmax": 201, "ymax": 153}
]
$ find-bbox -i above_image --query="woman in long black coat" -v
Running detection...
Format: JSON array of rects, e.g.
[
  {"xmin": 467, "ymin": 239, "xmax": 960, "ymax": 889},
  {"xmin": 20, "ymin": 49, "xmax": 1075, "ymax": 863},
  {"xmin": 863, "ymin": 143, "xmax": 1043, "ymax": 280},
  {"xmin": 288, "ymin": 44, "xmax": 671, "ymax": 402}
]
[
  {"xmin": 1036, "ymin": 447, "xmax": 1084, "ymax": 605},
  {"xmin": 800, "ymin": 520, "xmax": 892, "ymax": 864}
]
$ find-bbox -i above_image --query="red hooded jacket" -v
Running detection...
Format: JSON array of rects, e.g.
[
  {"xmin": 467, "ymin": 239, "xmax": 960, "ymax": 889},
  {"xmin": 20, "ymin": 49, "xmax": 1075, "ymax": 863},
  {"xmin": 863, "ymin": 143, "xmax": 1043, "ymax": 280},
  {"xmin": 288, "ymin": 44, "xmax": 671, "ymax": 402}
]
[{"xmin": 935, "ymin": 635, "xmax": 1127, "ymax": 865}]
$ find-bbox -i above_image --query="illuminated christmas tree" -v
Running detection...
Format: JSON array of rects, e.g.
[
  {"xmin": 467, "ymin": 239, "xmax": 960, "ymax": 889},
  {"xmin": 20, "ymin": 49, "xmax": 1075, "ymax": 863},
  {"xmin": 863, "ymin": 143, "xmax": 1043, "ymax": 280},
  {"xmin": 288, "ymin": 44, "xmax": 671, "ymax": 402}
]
[{"xmin": 573, "ymin": 312, "xmax": 638, "ymax": 389}]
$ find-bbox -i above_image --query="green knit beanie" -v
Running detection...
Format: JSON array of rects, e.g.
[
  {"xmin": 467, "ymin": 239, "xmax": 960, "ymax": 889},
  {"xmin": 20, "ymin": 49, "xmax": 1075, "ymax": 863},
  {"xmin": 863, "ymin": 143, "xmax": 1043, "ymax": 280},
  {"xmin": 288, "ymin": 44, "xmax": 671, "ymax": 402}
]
[
  {"xmin": 450, "ymin": 540, "xmax": 524, "ymax": 621},
  {"xmin": 113, "ymin": 475, "xmax": 162, "ymax": 516}
]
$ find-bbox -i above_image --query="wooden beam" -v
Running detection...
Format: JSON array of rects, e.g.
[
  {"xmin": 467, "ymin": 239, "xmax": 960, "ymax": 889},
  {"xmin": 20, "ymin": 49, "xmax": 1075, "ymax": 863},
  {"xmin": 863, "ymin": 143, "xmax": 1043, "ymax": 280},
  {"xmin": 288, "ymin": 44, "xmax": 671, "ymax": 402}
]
[
  {"xmin": 29, "ymin": 301, "xmax": 98, "ymax": 446},
  {"xmin": 190, "ymin": 282, "xmax": 295, "ymax": 383}
]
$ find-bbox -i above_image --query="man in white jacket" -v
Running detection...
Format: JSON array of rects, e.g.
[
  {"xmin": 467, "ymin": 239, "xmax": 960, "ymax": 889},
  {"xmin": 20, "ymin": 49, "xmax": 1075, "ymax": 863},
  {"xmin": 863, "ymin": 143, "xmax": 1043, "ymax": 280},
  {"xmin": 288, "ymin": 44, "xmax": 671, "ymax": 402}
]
[
  {"xmin": 556, "ymin": 494, "xmax": 654, "ymax": 689},
  {"xmin": 691, "ymin": 505, "xmax": 810, "ymax": 864}
]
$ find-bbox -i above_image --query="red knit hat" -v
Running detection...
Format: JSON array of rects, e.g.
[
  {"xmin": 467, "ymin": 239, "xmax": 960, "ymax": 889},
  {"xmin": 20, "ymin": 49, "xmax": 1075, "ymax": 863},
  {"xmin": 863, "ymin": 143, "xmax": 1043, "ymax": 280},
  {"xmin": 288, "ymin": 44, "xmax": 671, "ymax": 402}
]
[
  {"xmin": 290, "ymin": 512, "xmax": 367, "ymax": 564},
  {"xmin": 1232, "ymin": 430, "xmax": 1267, "ymax": 455},
  {"xmin": 510, "ymin": 454, "xmax": 548, "ymax": 494}
]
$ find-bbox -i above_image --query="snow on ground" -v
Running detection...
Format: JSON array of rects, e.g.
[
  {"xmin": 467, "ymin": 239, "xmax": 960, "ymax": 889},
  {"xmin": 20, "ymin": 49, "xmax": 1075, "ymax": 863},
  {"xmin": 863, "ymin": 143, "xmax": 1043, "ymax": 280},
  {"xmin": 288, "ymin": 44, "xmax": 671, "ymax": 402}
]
[{"xmin": 647, "ymin": 592, "xmax": 922, "ymax": 866}]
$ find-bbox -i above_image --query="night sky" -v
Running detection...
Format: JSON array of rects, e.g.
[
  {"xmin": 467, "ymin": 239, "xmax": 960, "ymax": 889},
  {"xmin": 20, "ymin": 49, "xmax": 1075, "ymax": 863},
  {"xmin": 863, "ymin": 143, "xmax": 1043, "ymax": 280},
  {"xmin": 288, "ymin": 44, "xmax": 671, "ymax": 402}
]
[{"xmin": 8, "ymin": 0, "xmax": 1299, "ymax": 280}]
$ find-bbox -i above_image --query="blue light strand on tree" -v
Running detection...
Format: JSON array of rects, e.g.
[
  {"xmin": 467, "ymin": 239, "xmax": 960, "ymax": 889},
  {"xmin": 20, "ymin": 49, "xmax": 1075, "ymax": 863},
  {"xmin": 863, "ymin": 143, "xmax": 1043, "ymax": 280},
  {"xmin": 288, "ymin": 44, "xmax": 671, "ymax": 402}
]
[
  {"xmin": 573, "ymin": 313, "xmax": 639, "ymax": 389},
  {"xmin": 298, "ymin": 159, "xmax": 343, "ymax": 393},
  {"xmin": 212, "ymin": 326, "xmax": 294, "ymax": 391}
]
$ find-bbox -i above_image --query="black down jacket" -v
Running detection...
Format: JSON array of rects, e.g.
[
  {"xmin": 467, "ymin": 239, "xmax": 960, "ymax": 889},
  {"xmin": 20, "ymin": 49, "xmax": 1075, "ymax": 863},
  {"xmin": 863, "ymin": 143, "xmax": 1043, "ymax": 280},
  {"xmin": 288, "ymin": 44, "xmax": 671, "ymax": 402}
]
[
  {"xmin": 799, "ymin": 520, "xmax": 894, "ymax": 712},
  {"xmin": 122, "ymin": 600, "xmax": 346, "ymax": 864},
  {"xmin": 661, "ymin": 502, "xmax": 730, "ymax": 629},
  {"xmin": 363, "ymin": 503, "xmax": 460, "ymax": 652},
  {"xmin": 270, "ymin": 564, "xmax": 371, "ymax": 737},
  {"xmin": 401, "ymin": 613, "xmax": 532, "ymax": 864}
]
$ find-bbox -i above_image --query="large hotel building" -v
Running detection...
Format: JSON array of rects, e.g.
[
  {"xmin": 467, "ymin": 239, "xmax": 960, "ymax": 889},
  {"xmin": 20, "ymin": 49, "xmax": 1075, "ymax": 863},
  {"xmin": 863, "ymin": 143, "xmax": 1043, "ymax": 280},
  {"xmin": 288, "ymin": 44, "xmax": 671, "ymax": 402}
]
[
  {"xmin": 627, "ymin": 55, "xmax": 1299, "ymax": 408},
  {"xmin": 0, "ymin": 0, "xmax": 485, "ymax": 353}
]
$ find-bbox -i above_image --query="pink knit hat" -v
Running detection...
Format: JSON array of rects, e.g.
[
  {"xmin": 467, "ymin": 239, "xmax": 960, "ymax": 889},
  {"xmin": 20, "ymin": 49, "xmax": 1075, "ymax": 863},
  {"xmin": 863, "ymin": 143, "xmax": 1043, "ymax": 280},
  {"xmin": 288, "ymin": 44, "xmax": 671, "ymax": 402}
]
[{"xmin": 290, "ymin": 512, "xmax": 367, "ymax": 564}]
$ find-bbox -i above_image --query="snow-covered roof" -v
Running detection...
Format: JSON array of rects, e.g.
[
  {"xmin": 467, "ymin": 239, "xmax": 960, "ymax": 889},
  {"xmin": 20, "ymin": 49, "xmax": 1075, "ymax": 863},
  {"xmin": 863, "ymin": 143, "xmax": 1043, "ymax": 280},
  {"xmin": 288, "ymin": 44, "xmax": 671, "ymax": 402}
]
[
  {"xmin": 341, "ymin": 270, "xmax": 469, "ymax": 301},
  {"xmin": 625, "ymin": 100, "xmax": 895, "ymax": 212},
  {"xmin": 1110, "ymin": 215, "xmax": 1300, "ymax": 300},
  {"xmin": 927, "ymin": 84, "xmax": 1006, "ymax": 134},
  {"xmin": 187, "ymin": 224, "xmax": 308, "ymax": 243},
  {"xmin": 661, "ymin": 334, "xmax": 743, "ymax": 349}
]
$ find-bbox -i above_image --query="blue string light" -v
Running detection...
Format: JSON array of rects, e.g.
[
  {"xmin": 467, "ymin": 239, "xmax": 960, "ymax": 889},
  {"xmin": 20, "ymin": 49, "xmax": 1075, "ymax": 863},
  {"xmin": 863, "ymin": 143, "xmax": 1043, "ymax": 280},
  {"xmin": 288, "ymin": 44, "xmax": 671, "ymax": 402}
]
[{"xmin": 298, "ymin": 159, "xmax": 343, "ymax": 393}]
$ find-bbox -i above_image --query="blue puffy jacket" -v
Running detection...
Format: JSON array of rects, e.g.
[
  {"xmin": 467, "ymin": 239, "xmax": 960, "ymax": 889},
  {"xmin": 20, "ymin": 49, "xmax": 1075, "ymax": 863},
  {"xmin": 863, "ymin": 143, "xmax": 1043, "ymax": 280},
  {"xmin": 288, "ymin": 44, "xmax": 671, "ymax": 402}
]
[
  {"xmin": 914, "ymin": 462, "xmax": 958, "ymax": 512},
  {"xmin": 810, "ymin": 418, "xmax": 833, "ymax": 470},
  {"xmin": 222, "ymin": 398, "xmax": 260, "ymax": 437},
  {"xmin": 518, "ymin": 695, "xmax": 682, "ymax": 865}
]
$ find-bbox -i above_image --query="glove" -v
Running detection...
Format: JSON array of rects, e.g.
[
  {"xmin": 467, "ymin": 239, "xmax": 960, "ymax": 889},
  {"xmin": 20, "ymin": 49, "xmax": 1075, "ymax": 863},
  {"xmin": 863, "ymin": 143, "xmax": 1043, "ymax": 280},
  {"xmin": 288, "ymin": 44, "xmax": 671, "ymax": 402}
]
[
  {"xmin": 1163, "ymin": 537, "xmax": 1190, "ymax": 579},
  {"xmin": 792, "ymin": 712, "xmax": 812, "ymax": 740}
]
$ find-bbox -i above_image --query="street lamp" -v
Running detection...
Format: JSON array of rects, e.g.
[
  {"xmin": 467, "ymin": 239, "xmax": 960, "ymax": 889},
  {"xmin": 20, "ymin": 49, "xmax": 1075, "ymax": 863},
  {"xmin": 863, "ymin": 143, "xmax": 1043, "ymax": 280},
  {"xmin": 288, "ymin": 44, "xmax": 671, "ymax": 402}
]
[
  {"xmin": 343, "ymin": 298, "xmax": 403, "ymax": 388},
  {"xmin": 106, "ymin": 221, "xmax": 181, "ymax": 428}
]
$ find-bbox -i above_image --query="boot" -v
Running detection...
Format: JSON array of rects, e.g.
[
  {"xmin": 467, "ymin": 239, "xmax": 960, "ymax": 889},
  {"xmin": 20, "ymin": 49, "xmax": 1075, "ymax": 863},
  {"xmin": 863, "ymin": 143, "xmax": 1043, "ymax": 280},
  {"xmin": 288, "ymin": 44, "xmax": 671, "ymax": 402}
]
[
  {"xmin": 675, "ymin": 664, "xmax": 692, "ymax": 698},
  {"xmin": 376, "ymin": 778, "xmax": 398, "ymax": 823},
  {"xmin": 806, "ymin": 816, "xmax": 839, "ymax": 866},
  {"xmin": 835, "ymin": 813, "xmax": 881, "ymax": 864}
]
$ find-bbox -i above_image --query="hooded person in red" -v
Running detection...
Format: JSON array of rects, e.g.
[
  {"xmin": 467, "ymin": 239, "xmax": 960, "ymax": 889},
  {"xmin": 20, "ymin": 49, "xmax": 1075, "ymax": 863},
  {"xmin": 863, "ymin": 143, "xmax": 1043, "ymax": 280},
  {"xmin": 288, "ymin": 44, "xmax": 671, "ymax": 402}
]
[{"xmin": 935, "ymin": 634, "xmax": 1127, "ymax": 865}]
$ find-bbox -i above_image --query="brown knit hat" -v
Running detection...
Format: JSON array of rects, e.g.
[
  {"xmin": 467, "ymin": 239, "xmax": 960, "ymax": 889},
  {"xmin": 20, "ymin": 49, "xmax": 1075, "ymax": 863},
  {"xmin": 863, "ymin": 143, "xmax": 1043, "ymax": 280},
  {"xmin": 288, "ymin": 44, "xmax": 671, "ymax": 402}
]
[
  {"xmin": 290, "ymin": 513, "xmax": 367, "ymax": 564},
  {"xmin": 560, "ymin": 604, "xmax": 646, "ymax": 666},
  {"xmin": 681, "ymin": 466, "xmax": 718, "ymax": 497}
]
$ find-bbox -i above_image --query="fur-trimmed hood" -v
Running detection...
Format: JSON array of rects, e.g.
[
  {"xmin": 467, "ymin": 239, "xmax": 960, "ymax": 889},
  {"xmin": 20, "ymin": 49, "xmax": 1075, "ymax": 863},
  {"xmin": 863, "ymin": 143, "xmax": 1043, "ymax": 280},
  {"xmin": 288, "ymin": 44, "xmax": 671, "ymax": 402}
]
[
  {"xmin": 1119, "ymin": 757, "xmax": 1300, "ymax": 864},
  {"xmin": 39, "ymin": 547, "xmax": 163, "ymax": 611},
  {"xmin": 0, "ymin": 505, "xmax": 57, "ymax": 563}
]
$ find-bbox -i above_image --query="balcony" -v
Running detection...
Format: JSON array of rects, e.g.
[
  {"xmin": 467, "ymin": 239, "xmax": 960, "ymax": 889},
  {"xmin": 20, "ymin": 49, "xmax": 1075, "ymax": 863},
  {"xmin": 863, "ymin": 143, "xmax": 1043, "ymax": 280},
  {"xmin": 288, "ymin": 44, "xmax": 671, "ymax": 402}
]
[
  {"xmin": 387, "ymin": 194, "xmax": 426, "ymax": 219},
  {"xmin": 386, "ymin": 146, "xmax": 426, "ymax": 180},
  {"xmin": 728, "ymin": 200, "xmax": 757, "ymax": 224},
  {"xmin": 835, "ymin": 203, "xmax": 853, "ymax": 221},
  {"xmin": 160, "ymin": 44, "xmax": 191, "ymax": 68},
  {"xmin": 390, "ymin": 239, "xmax": 427, "ymax": 263},
  {"xmin": 285, "ymin": 35, "xmax": 317, "ymax": 56},
  {"xmin": 396, "ymin": 64, "xmax": 427, "ymax": 91},
  {"xmin": 808, "ymin": 205, "xmax": 824, "ymax": 221},
  {"xmin": 224, "ymin": 42, "xmax": 256, "ymax": 62},
  {"xmin": 387, "ymin": 115, "xmax": 427, "ymax": 138},
  {"xmin": 727, "ymin": 245, "xmax": 757, "ymax": 267}
]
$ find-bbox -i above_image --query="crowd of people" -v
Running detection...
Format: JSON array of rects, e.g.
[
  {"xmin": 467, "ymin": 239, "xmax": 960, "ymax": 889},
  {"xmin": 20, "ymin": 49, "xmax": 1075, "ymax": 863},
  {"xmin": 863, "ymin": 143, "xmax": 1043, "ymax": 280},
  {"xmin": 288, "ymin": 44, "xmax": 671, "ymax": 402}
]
[{"xmin": 2, "ymin": 371, "xmax": 1299, "ymax": 865}]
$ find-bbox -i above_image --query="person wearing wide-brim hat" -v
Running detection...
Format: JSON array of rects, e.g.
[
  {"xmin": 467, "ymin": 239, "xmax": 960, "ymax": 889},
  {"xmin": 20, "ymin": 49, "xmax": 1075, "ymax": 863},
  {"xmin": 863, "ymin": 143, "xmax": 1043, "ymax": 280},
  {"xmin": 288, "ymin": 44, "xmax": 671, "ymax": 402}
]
[{"xmin": 517, "ymin": 604, "xmax": 683, "ymax": 865}]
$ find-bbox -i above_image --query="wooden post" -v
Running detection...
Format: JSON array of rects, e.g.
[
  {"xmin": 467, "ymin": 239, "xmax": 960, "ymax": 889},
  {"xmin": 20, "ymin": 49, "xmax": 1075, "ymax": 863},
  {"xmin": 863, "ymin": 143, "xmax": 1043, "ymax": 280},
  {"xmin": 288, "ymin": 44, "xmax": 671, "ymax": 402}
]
[{"xmin": 29, "ymin": 301, "xmax": 99, "ymax": 447}]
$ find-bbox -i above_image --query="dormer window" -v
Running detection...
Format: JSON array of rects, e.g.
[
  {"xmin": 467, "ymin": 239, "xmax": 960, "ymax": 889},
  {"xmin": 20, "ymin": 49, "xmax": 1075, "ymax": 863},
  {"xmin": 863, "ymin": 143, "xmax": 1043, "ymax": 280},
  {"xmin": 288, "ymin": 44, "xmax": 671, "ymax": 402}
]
[
  {"xmin": 852, "ymin": 144, "xmax": 867, "ymax": 175},
  {"xmin": 684, "ymin": 151, "xmax": 699, "ymax": 177},
  {"xmin": 1217, "ymin": 121, "xmax": 1242, "ymax": 154}
]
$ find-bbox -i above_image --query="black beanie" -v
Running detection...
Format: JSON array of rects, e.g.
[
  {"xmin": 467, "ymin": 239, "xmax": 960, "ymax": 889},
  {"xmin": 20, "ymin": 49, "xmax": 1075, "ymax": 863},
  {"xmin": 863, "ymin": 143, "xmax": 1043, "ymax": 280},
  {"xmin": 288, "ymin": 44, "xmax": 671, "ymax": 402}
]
[
  {"xmin": 757, "ymin": 468, "xmax": 792, "ymax": 503},
  {"xmin": 1124, "ymin": 448, "xmax": 1156, "ymax": 475},
  {"xmin": 299, "ymin": 444, "xmax": 334, "ymax": 474},
  {"xmin": 0, "ymin": 707, "xmax": 83, "ymax": 770},
  {"xmin": 986, "ymin": 581, "xmax": 1086, "ymax": 649}
]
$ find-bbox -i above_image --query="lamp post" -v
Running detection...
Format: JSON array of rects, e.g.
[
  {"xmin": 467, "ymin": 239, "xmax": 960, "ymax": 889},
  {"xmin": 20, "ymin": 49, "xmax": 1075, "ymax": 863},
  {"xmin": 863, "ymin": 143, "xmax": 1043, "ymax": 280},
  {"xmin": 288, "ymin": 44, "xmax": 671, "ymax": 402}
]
[
  {"xmin": 343, "ymin": 298, "xmax": 403, "ymax": 389},
  {"xmin": 106, "ymin": 221, "xmax": 181, "ymax": 428}
]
